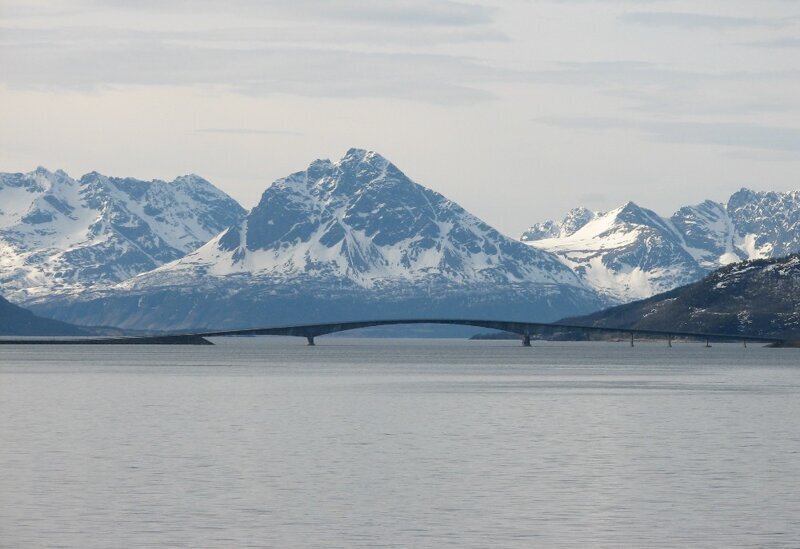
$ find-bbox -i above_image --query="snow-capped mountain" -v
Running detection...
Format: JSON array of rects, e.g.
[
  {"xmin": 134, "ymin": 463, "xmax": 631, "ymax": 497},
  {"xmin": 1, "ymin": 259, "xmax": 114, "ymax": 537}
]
[
  {"xmin": 31, "ymin": 149, "xmax": 606, "ymax": 330},
  {"xmin": 522, "ymin": 188, "xmax": 800, "ymax": 303},
  {"xmin": 527, "ymin": 202, "xmax": 706, "ymax": 302},
  {"xmin": 0, "ymin": 167, "xmax": 245, "ymax": 302}
]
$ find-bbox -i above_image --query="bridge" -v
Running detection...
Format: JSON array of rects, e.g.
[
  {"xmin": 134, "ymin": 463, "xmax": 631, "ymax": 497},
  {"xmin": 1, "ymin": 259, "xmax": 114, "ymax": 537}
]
[
  {"xmin": 196, "ymin": 318, "xmax": 787, "ymax": 348},
  {"xmin": 0, "ymin": 318, "xmax": 789, "ymax": 346}
]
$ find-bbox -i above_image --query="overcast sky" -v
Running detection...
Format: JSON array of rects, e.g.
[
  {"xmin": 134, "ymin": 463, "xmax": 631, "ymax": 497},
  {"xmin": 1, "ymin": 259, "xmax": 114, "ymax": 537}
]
[{"xmin": 1, "ymin": 0, "xmax": 799, "ymax": 236}]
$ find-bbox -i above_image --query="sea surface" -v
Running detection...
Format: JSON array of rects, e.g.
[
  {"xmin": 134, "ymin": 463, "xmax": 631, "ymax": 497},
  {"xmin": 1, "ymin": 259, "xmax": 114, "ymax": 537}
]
[{"xmin": 1, "ymin": 338, "xmax": 800, "ymax": 548}]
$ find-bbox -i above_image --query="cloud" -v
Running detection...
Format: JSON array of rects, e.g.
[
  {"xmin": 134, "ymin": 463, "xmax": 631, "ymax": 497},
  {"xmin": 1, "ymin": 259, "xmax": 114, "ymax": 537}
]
[
  {"xmin": 0, "ymin": 27, "xmax": 518, "ymax": 104},
  {"xmin": 0, "ymin": 0, "xmax": 509, "ymax": 104},
  {"xmin": 528, "ymin": 61, "xmax": 800, "ymax": 90},
  {"xmin": 0, "ymin": 24, "xmax": 508, "ymax": 49},
  {"xmin": 2, "ymin": 0, "xmax": 497, "ymax": 27},
  {"xmin": 270, "ymin": 0, "xmax": 498, "ymax": 26},
  {"xmin": 194, "ymin": 128, "xmax": 304, "ymax": 137},
  {"xmin": 533, "ymin": 0, "xmax": 664, "ymax": 3},
  {"xmin": 621, "ymin": 12, "xmax": 794, "ymax": 29},
  {"xmin": 4, "ymin": 27, "xmax": 797, "ymax": 109},
  {"xmin": 744, "ymin": 38, "xmax": 800, "ymax": 48},
  {"xmin": 195, "ymin": 128, "xmax": 303, "ymax": 136},
  {"xmin": 611, "ymin": 89, "xmax": 800, "ymax": 116},
  {"xmin": 525, "ymin": 61, "xmax": 800, "ymax": 118},
  {"xmin": 538, "ymin": 116, "xmax": 800, "ymax": 153},
  {"xmin": 721, "ymin": 149, "xmax": 800, "ymax": 163}
]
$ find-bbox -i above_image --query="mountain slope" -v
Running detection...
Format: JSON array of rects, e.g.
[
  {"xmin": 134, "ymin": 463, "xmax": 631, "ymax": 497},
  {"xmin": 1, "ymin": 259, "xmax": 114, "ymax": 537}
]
[
  {"xmin": 0, "ymin": 294, "xmax": 87, "ymax": 336},
  {"xmin": 563, "ymin": 254, "xmax": 800, "ymax": 339},
  {"xmin": 523, "ymin": 188, "xmax": 800, "ymax": 303},
  {"xmin": 31, "ymin": 149, "xmax": 606, "ymax": 330},
  {"xmin": 0, "ymin": 168, "xmax": 246, "ymax": 302}
]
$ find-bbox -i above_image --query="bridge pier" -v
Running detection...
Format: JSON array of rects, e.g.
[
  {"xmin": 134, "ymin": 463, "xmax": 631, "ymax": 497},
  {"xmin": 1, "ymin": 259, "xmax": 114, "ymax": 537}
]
[
  {"xmin": 306, "ymin": 335, "xmax": 315, "ymax": 346},
  {"xmin": 522, "ymin": 334, "xmax": 531, "ymax": 347}
]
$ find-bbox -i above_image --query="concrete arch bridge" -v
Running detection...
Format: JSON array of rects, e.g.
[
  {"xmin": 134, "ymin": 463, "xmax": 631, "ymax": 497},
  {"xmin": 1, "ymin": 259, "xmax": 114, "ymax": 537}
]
[{"xmin": 198, "ymin": 318, "xmax": 784, "ymax": 347}]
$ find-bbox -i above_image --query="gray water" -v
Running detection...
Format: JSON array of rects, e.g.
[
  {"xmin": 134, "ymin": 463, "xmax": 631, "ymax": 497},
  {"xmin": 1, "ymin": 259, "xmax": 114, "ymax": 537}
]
[{"xmin": 1, "ymin": 339, "xmax": 799, "ymax": 548}]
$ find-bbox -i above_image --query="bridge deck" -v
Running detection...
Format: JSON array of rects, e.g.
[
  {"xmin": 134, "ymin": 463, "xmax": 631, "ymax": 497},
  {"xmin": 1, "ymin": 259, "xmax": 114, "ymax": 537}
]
[
  {"xmin": 0, "ymin": 319, "xmax": 786, "ymax": 346},
  {"xmin": 198, "ymin": 318, "xmax": 785, "ymax": 346}
]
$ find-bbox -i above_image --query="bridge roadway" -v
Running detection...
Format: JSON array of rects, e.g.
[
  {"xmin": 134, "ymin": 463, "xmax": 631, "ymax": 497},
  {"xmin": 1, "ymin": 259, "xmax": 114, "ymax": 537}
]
[
  {"xmin": 197, "ymin": 318, "xmax": 786, "ymax": 347},
  {"xmin": 0, "ymin": 319, "xmax": 788, "ymax": 346}
]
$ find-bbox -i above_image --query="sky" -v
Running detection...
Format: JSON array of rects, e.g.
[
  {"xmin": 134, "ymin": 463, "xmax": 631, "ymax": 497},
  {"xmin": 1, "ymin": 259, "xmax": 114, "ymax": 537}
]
[{"xmin": 1, "ymin": 0, "xmax": 799, "ymax": 237}]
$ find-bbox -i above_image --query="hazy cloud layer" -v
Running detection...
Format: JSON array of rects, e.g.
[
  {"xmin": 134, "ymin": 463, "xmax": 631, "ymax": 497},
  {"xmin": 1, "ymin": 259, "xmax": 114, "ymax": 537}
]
[
  {"xmin": 621, "ymin": 12, "xmax": 795, "ymax": 29},
  {"xmin": 195, "ymin": 128, "xmax": 304, "ymax": 136},
  {"xmin": 0, "ymin": 0, "xmax": 512, "ymax": 104},
  {"xmin": 539, "ymin": 116, "xmax": 800, "ymax": 153},
  {"xmin": 2, "ymin": 0, "xmax": 497, "ymax": 26},
  {"xmin": 745, "ymin": 37, "xmax": 800, "ymax": 48},
  {"xmin": 0, "ymin": 31, "xmax": 517, "ymax": 103}
]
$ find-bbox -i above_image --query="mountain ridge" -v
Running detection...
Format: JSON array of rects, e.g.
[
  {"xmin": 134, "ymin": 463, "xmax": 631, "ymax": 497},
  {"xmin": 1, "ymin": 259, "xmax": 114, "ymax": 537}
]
[
  {"xmin": 29, "ymin": 149, "xmax": 607, "ymax": 330},
  {"xmin": 0, "ymin": 167, "xmax": 246, "ymax": 302},
  {"xmin": 522, "ymin": 188, "xmax": 800, "ymax": 303}
]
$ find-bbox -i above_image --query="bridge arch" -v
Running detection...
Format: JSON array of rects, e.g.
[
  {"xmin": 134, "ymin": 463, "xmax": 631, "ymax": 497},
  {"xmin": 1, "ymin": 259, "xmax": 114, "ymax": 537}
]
[{"xmin": 202, "ymin": 318, "xmax": 540, "ymax": 346}]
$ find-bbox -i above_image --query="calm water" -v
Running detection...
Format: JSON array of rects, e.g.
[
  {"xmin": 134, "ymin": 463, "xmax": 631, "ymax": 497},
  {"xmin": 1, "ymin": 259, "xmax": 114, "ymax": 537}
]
[{"xmin": 1, "ymin": 339, "xmax": 800, "ymax": 548}]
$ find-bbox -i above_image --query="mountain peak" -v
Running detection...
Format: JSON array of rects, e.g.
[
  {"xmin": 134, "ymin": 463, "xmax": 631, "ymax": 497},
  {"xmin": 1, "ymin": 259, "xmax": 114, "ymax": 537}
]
[
  {"xmin": 612, "ymin": 201, "xmax": 665, "ymax": 227},
  {"xmin": 339, "ymin": 147, "xmax": 384, "ymax": 164},
  {"xmin": 269, "ymin": 148, "xmax": 411, "ymax": 202},
  {"xmin": 173, "ymin": 174, "xmax": 215, "ymax": 189},
  {"xmin": 175, "ymin": 173, "xmax": 206, "ymax": 183},
  {"xmin": 520, "ymin": 207, "xmax": 597, "ymax": 242},
  {"xmin": 335, "ymin": 148, "xmax": 395, "ymax": 182},
  {"xmin": 615, "ymin": 200, "xmax": 642, "ymax": 214},
  {"xmin": 79, "ymin": 170, "xmax": 105, "ymax": 182},
  {"xmin": 194, "ymin": 151, "xmax": 590, "ymax": 287}
]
